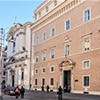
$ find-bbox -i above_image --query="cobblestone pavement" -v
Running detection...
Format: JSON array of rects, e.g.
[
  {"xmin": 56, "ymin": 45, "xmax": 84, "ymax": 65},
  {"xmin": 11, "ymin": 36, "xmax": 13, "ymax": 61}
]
[{"xmin": 0, "ymin": 91, "xmax": 100, "ymax": 100}]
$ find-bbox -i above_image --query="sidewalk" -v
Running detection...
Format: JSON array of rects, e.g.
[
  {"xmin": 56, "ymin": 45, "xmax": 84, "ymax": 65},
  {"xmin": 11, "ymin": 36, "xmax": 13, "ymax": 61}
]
[
  {"xmin": 63, "ymin": 93, "xmax": 100, "ymax": 100},
  {"xmin": 0, "ymin": 91, "xmax": 100, "ymax": 100},
  {"xmin": 0, "ymin": 94, "xmax": 30, "ymax": 100}
]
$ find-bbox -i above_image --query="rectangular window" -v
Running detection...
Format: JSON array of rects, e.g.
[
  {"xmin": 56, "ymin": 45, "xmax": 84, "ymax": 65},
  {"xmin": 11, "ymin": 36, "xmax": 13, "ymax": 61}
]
[
  {"xmin": 84, "ymin": 10, "xmax": 90, "ymax": 21},
  {"xmin": 66, "ymin": 20, "xmax": 70, "ymax": 30},
  {"xmin": 84, "ymin": 37, "xmax": 90, "ymax": 51},
  {"xmin": 51, "ymin": 67, "xmax": 54, "ymax": 72},
  {"xmin": 39, "ymin": 12, "xmax": 41, "ymax": 18},
  {"xmin": 65, "ymin": 45, "xmax": 70, "ymax": 56},
  {"xmin": 43, "ymin": 33, "xmax": 46, "ymax": 41},
  {"xmin": 83, "ymin": 76, "xmax": 89, "ymax": 87},
  {"xmin": 36, "ymin": 55, "xmax": 39, "ymax": 63},
  {"xmin": 54, "ymin": 0, "xmax": 57, "ymax": 6},
  {"xmin": 46, "ymin": 6, "xmax": 48, "ymax": 12},
  {"xmin": 35, "ymin": 79, "xmax": 38, "ymax": 85},
  {"xmin": 42, "ymin": 68, "xmax": 45, "ymax": 73},
  {"xmin": 36, "ymin": 36, "xmax": 39, "ymax": 45},
  {"xmin": 35, "ymin": 69, "xmax": 38, "ymax": 74},
  {"xmin": 51, "ymin": 49, "xmax": 55, "ymax": 59},
  {"xmin": 84, "ymin": 61, "xmax": 90, "ymax": 69},
  {"xmin": 50, "ymin": 78, "xmax": 54, "ymax": 85},
  {"xmin": 51, "ymin": 28, "xmax": 55, "ymax": 37},
  {"xmin": 43, "ymin": 52, "xmax": 46, "ymax": 61},
  {"xmin": 42, "ymin": 78, "xmax": 45, "ymax": 85}
]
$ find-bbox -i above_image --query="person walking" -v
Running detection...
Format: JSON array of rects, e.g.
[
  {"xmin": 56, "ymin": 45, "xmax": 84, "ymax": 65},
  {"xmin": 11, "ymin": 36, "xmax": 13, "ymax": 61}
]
[
  {"xmin": 20, "ymin": 86, "xmax": 25, "ymax": 98},
  {"xmin": 46, "ymin": 85, "xmax": 49, "ymax": 92},
  {"xmin": 15, "ymin": 86, "xmax": 20, "ymax": 99},
  {"xmin": 41, "ymin": 85, "xmax": 44, "ymax": 91},
  {"xmin": 57, "ymin": 86, "xmax": 63, "ymax": 100}
]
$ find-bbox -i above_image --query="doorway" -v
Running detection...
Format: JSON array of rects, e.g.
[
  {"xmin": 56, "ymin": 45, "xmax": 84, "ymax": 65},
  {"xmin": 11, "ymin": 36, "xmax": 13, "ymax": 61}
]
[
  {"xmin": 63, "ymin": 70, "xmax": 71, "ymax": 92},
  {"xmin": 12, "ymin": 75, "xmax": 15, "ymax": 86}
]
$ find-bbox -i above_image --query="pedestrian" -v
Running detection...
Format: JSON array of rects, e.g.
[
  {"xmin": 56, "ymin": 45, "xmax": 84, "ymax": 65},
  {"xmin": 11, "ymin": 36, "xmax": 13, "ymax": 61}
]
[
  {"xmin": 57, "ymin": 86, "xmax": 63, "ymax": 100},
  {"xmin": 41, "ymin": 85, "xmax": 44, "ymax": 91},
  {"xmin": 20, "ymin": 86, "xmax": 25, "ymax": 98},
  {"xmin": 46, "ymin": 85, "xmax": 49, "ymax": 92},
  {"xmin": 15, "ymin": 86, "xmax": 20, "ymax": 99}
]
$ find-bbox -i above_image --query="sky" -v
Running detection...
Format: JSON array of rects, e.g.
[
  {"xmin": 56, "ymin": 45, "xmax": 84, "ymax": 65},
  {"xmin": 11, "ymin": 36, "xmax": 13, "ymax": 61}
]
[{"xmin": 0, "ymin": 0, "xmax": 45, "ymax": 31}]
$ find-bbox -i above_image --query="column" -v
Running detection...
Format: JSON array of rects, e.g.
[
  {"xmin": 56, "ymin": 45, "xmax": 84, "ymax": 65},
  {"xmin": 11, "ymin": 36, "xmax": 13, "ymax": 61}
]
[
  {"xmin": 71, "ymin": 67, "xmax": 74, "ymax": 93},
  {"xmin": 60, "ymin": 70, "xmax": 63, "ymax": 88}
]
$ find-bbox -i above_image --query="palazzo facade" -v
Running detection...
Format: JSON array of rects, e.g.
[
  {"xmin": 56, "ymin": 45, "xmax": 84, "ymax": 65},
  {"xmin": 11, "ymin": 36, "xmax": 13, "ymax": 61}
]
[{"xmin": 31, "ymin": 0, "xmax": 100, "ymax": 94}]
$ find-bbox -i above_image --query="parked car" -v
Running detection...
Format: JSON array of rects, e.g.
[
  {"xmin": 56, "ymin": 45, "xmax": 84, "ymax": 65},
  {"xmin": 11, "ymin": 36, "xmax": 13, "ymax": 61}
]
[{"xmin": 4, "ymin": 86, "xmax": 15, "ymax": 95}]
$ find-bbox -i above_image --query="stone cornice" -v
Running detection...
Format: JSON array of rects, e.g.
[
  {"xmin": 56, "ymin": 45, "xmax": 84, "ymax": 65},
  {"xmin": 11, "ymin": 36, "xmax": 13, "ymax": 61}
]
[{"xmin": 31, "ymin": 0, "xmax": 84, "ymax": 31}]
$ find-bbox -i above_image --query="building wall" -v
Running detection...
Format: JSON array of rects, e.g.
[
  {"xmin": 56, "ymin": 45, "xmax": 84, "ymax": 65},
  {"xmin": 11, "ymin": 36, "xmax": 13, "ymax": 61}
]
[{"xmin": 32, "ymin": 0, "xmax": 100, "ymax": 94}]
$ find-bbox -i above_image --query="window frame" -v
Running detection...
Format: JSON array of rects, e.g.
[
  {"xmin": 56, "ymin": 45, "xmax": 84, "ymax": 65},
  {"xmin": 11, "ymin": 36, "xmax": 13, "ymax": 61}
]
[
  {"xmin": 84, "ymin": 9, "xmax": 91, "ymax": 22},
  {"xmin": 83, "ymin": 60, "xmax": 90, "ymax": 69},
  {"xmin": 36, "ymin": 36, "xmax": 39, "ymax": 45},
  {"xmin": 42, "ymin": 68, "xmax": 46, "ymax": 74},
  {"xmin": 65, "ymin": 20, "xmax": 70, "ymax": 31},
  {"xmin": 83, "ymin": 36, "xmax": 91, "ymax": 51},
  {"xmin": 51, "ymin": 27, "xmax": 55, "ymax": 37},
  {"xmin": 50, "ymin": 49, "xmax": 55, "ymax": 59},
  {"xmin": 65, "ymin": 44, "xmax": 70, "ymax": 56},
  {"xmin": 42, "ymin": 52, "xmax": 46, "ymax": 61},
  {"xmin": 43, "ymin": 32, "xmax": 46, "ymax": 41},
  {"xmin": 36, "ymin": 54, "xmax": 39, "ymax": 63},
  {"xmin": 50, "ymin": 66, "xmax": 54, "ymax": 73},
  {"xmin": 42, "ymin": 78, "xmax": 45, "ymax": 86},
  {"xmin": 50, "ymin": 78, "xmax": 54, "ymax": 86},
  {"xmin": 35, "ymin": 68, "xmax": 38, "ymax": 74},
  {"xmin": 35, "ymin": 79, "xmax": 38, "ymax": 85},
  {"xmin": 82, "ymin": 75, "xmax": 90, "ymax": 88}
]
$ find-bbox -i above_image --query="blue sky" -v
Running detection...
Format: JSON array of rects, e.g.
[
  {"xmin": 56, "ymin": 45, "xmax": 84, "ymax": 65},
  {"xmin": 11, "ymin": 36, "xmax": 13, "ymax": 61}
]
[{"xmin": 0, "ymin": 0, "xmax": 45, "ymax": 30}]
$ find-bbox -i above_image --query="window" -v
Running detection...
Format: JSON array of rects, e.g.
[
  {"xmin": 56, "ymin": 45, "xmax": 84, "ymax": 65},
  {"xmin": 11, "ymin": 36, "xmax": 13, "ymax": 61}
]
[
  {"xmin": 42, "ymin": 68, "xmax": 45, "ymax": 73},
  {"xmin": 51, "ymin": 67, "xmax": 54, "ymax": 72},
  {"xmin": 35, "ymin": 79, "xmax": 38, "ymax": 85},
  {"xmin": 36, "ymin": 55, "xmax": 39, "ymax": 63},
  {"xmin": 39, "ymin": 12, "xmax": 41, "ymax": 18},
  {"xmin": 43, "ymin": 33, "xmax": 46, "ymax": 41},
  {"xmin": 51, "ymin": 49, "xmax": 55, "ymax": 59},
  {"xmin": 43, "ymin": 52, "xmax": 46, "ymax": 61},
  {"xmin": 13, "ymin": 42, "xmax": 15, "ymax": 52},
  {"xmin": 21, "ymin": 71, "xmax": 24, "ymax": 80},
  {"xmin": 66, "ymin": 20, "xmax": 70, "ymax": 30},
  {"xmin": 35, "ymin": 69, "xmax": 38, "ymax": 74},
  {"xmin": 51, "ymin": 28, "xmax": 55, "ymax": 37},
  {"xmin": 50, "ymin": 78, "xmax": 54, "ymax": 85},
  {"xmin": 46, "ymin": 6, "xmax": 48, "ymax": 12},
  {"xmin": 36, "ymin": 36, "xmax": 39, "ymax": 45},
  {"xmin": 84, "ymin": 37, "xmax": 90, "ymax": 51},
  {"xmin": 83, "ymin": 76, "xmax": 89, "ymax": 87},
  {"xmin": 35, "ymin": 13, "xmax": 37, "ymax": 20},
  {"xmin": 54, "ymin": 0, "xmax": 57, "ymax": 6},
  {"xmin": 84, "ymin": 61, "xmax": 90, "ymax": 69},
  {"xmin": 84, "ymin": 9, "xmax": 90, "ymax": 21},
  {"xmin": 65, "ymin": 45, "xmax": 70, "ymax": 56},
  {"xmin": 42, "ymin": 78, "xmax": 45, "ymax": 85}
]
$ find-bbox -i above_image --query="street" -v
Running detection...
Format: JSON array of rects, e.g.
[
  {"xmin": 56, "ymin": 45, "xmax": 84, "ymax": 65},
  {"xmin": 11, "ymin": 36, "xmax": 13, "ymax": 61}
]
[{"xmin": 0, "ymin": 91, "xmax": 100, "ymax": 100}]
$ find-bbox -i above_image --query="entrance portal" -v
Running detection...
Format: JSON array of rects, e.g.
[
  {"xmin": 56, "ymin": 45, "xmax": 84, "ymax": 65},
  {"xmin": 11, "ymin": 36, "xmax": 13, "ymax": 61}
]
[
  {"xmin": 63, "ymin": 70, "xmax": 71, "ymax": 92},
  {"xmin": 12, "ymin": 75, "xmax": 15, "ymax": 86}
]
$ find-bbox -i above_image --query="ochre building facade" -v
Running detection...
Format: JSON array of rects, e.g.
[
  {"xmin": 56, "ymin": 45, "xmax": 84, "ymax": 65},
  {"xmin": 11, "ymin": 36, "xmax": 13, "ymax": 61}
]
[{"xmin": 31, "ymin": 0, "xmax": 100, "ymax": 94}]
